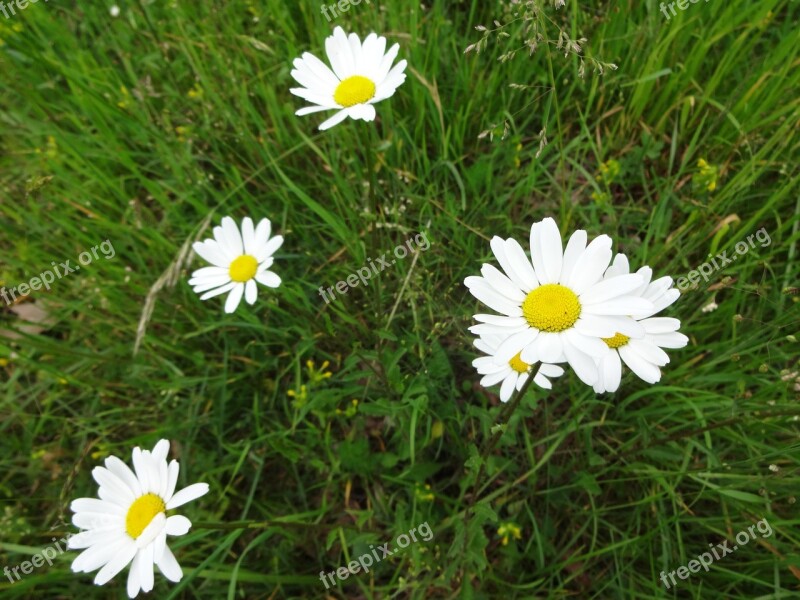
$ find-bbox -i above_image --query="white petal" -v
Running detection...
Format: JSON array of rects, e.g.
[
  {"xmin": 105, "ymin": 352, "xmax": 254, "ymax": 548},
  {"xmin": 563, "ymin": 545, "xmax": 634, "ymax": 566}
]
[
  {"xmin": 494, "ymin": 329, "xmax": 539, "ymax": 363},
  {"xmin": 502, "ymin": 238, "xmax": 539, "ymax": 290},
  {"xmin": 532, "ymin": 217, "xmax": 563, "ymax": 284},
  {"xmin": 600, "ymin": 351, "xmax": 622, "ymax": 393},
  {"xmin": 538, "ymin": 364, "xmax": 565, "ymax": 378},
  {"xmin": 94, "ymin": 538, "xmax": 137, "ymax": 585},
  {"xmin": 499, "ymin": 373, "xmax": 517, "ymax": 402},
  {"xmin": 135, "ymin": 512, "xmax": 166, "ymax": 549},
  {"xmin": 92, "ymin": 467, "xmax": 135, "ymax": 506},
  {"xmin": 582, "ymin": 295, "xmax": 654, "ymax": 316},
  {"xmin": 72, "ymin": 512, "xmax": 123, "ymax": 530},
  {"xmin": 221, "ymin": 217, "xmax": 244, "ymax": 256},
  {"xmin": 131, "ymin": 448, "xmax": 150, "ymax": 494},
  {"xmin": 473, "ymin": 314, "xmax": 527, "ymax": 327},
  {"xmin": 166, "ymin": 482, "xmax": 210, "ymax": 510},
  {"xmin": 254, "ymin": 218, "xmax": 272, "ymax": 247},
  {"xmin": 564, "ymin": 329, "xmax": 611, "ymax": 358},
  {"xmin": 68, "ymin": 528, "xmax": 124, "ymax": 550},
  {"xmin": 255, "ymin": 270, "xmax": 281, "ymax": 288},
  {"xmin": 71, "ymin": 536, "xmax": 129, "ymax": 573},
  {"xmin": 188, "ymin": 266, "xmax": 229, "ymax": 283},
  {"xmin": 581, "ymin": 274, "xmax": 644, "ymax": 305},
  {"xmin": 245, "ymin": 279, "xmax": 258, "ymax": 305},
  {"xmin": 297, "ymin": 52, "xmax": 340, "ymax": 88},
  {"xmin": 536, "ymin": 332, "xmax": 563, "ymax": 363},
  {"xmin": 318, "ymin": 109, "xmax": 350, "ymax": 130},
  {"xmin": 165, "ymin": 515, "xmax": 192, "ymax": 537},
  {"xmin": 480, "ymin": 370, "xmax": 510, "ymax": 388},
  {"xmin": 163, "ymin": 460, "xmax": 180, "ymax": 502},
  {"xmin": 153, "ymin": 531, "xmax": 167, "ymax": 564},
  {"xmin": 190, "ymin": 275, "xmax": 232, "ymax": 294},
  {"xmin": 192, "ymin": 240, "xmax": 228, "ymax": 268},
  {"xmin": 71, "ymin": 498, "xmax": 125, "ymax": 516},
  {"xmin": 642, "ymin": 317, "xmax": 682, "ymax": 334},
  {"xmin": 563, "ymin": 339, "xmax": 598, "ymax": 386},
  {"xmin": 296, "ymin": 104, "xmax": 335, "ymax": 116},
  {"xmin": 347, "ymin": 103, "xmax": 376, "ymax": 122},
  {"xmin": 127, "ymin": 550, "xmax": 143, "ymax": 598},
  {"xmin": 560, "ymin": 230, "xmax": 587, "ymax": 284},
  {"xmin": 465, "ymin": 276, "xmax": 524, "ymax": 317},
  {"xmin": 469, "ymin": 323, "xmax": 527, "ymax": 338},
  {"xmin": 241, "ymin": 217, "xmax": 256, "ymax": 255},
  {"xmin": 105, "ymin": 456, "xmax": 143, "ymax": 498},
  {"xmin": 567, "ymin": 235, "xmax": 612, "ymax": 295},
  {"xmin": 139, "ymin": 543, "xmax": 155, "ymax": 593},
  {"xmin": 480, "ymin": 264, "xmax": 526, "ymax": 303},
  {"xmin": 156, "ymin": 545, "xmax": 183, "ymax": 583},
  {"xmin": 619, "ymin": 345, "xmax": 661, "ymax": 384},
  {"xmin": 627, "ymin": 338, "xmax": 670, "ymax": 367},
  {"xmin": 374, "ymin": 42, "xmax": 400, "ymax": 82},
  {"xmin": 255, "ymin": 235, "xmax": 283, "ymax": 262},
  {"xmin": 199, "ymin": 281, "xmax": 237, "ymax": 301},
  {"xmin": 224, "ymin": 283, "xmax": 245, "ymax": 313},
  {"xmin": 604, "ymin": 253, "xmax": 630, "ymax": 278},
  {"xmin": 648, "ymin": 331, "xmax": 688, "ymax": 349}
]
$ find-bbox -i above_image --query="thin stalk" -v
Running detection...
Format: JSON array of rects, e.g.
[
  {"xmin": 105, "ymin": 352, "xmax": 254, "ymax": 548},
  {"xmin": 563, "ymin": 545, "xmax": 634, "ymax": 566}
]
[{"xmin": 460, "ymin": 365, "xmax": 541, "ymax": 552}]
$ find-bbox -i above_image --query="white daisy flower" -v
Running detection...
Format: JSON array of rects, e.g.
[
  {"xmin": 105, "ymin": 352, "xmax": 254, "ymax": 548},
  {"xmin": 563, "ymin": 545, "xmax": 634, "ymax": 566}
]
[
  {"xmin": 290, "ymin": 26, "xmax": 408, "ymax": 130},
  {"xmin": 473, "ymin": 332, "xmax": 565, "ymax": 401},
  {"xmin": 465, "ymin": 217, "xmax": 654, "ymax": 387},
  {"xmin": 189, "ymin": 216, "xmax": 283, "ymax": 314},
  {"xmin": 593, "ymin": 254, "xmax": 689, "ymax": 393},
  {"xmin": 68, "ymin": 440, "xmax": 209, "ymax": 598}
]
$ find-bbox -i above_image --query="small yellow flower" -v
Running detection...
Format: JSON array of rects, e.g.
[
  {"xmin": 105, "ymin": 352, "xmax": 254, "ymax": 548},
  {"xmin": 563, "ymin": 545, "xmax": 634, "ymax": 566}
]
[
  {"xmin": 287, "ymin": 384, "xmax": 308, "ymax": 408},
  {"xmin": 35, "ymin": 136, "xmax": 58, "ymax": 159},
  {"xmin": 597, "ymin": 159, "xmax": 620, "ymax": 184},
  {"xmin": 415, "ymin": 483, "xmax": 435, "ymax": 502},
  {"xmin": 187, "ymin": 85, "xmax": 203, "ymax": 100},
  {"xmin": 175, "ymin": 125, "xmax": 191, "ymax": 142},
  {"xmin": 306, "ymin": 359, "xmax": 333, "ymax": 383},
  {"xmin": 117, "ymin": 85, "xmax": 131, "ymax": 109},
  {"xmin": 335, "ymin": 399, "xmax": 359, "ymax": 418},
  {"xmin": 694, "ymin": 158, "xmax": 718, "ymax": 192},
  {"xmin": 0, "ymin": 358, "xmax": 8, "ymax": 367},
  {"xmin": 498, "ymin": 522, "xmax": 522, "ymax": 546}
]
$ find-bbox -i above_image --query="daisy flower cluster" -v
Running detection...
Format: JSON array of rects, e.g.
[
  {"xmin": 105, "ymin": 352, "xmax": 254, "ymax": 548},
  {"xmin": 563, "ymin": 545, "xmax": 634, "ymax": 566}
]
[{"xmin": 466, "ymin": 217, "xmax": 687, "ymax": 399}]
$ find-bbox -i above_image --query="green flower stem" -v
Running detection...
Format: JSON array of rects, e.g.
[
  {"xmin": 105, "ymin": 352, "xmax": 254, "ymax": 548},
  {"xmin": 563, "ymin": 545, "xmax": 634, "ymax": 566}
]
[
  {"xmin": 193, "ymin": 520, "xmax": 321, "ymax": 531},
  {"xmin": 461, "ymin": 365, "xmax": 541, "ymax": 548}
]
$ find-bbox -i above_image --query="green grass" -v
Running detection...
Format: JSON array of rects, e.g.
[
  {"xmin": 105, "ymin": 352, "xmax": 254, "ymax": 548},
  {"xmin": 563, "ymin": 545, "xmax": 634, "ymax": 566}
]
[{"xmin": 1, "ymin": 0, "xmax": 799, "ymax": 597}]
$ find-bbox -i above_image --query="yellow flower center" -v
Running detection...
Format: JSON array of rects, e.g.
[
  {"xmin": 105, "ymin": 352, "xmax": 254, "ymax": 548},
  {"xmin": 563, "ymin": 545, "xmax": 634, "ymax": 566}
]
[
  {"xmin": 602, "ymin": 332, "xmax": 630, "ymax": 349},
  {"xmin": 508, "ymin": 352, "xmax": 530, "ymax": 374},
  {"xmin": 125, "ymin": 493, "xmax": 166, "ymax": 539},
  {"xmin": 229, "ymin": 255, "xmax": 258, "ymax": 282},
  {"xmin": 333, "ymin": 75, "xmax": 376, "ymax": 107},
  {"xmin": 522, "ymin": 284, "xmax": 581, "ymax": 332}
]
